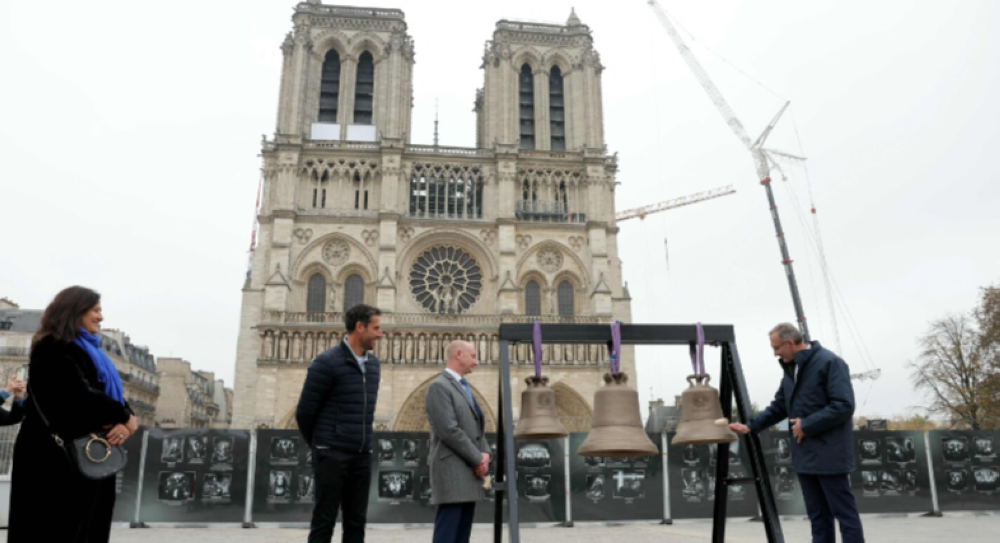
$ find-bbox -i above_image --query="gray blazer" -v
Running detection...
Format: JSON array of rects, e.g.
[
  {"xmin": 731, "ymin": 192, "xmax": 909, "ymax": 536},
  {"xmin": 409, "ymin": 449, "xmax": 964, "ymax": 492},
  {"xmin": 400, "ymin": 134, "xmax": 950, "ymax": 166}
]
[{"xmin": 425, "ymin": 371, "xmax": 490, "ymax": 505}]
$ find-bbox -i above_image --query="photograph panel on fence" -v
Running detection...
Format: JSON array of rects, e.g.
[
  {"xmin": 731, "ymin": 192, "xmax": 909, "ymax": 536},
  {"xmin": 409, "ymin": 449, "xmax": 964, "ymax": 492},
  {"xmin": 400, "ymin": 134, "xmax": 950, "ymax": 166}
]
[
  {"xmin": 706, "ymin": 474, "xmax": 716, "ymax": 501},
  {"xmin": 973, "ymin": 466, "xmax": 999, "ymax": 493},
  {"xmin": 904, "ymin": 469, "xmax": 919, "ymax": 493},
  {"xmin": 681, "ymin": 467, "xmax": 705, "ymax": 502},
  {"xmin": 211, "ymin": 437, "xmax": 235, "ymax": 467},
  {"xmin": 270, "ymin": 437, "xmax": 299, "ymax": 466},
  {"xmin": 942, "ymin": 437, "xmax": 969, "ymax": 463},
  {"xmin": 880, "ymin": 470, "xmax": 902, "ymax": 496},
  {"xmin": 727, "ymin": 440, "xmax": 741, "ymax": 465},
  {"xmin": 775, "ymin": 466, "xmax": 795, "ymax": 499},
  {"xmin": 859, "ymin": 438, "xmax": 882, "ymax": 465},
  {"xmin": 202, "ymin": 472, "xmax": 232, "ymax": 504},
  {"xmin": 162, "ymin": 437, "xmax": 185, "ymax": 464},
  {"xmin": 377, "ymin": 470, "xmax": 414, "ymax": 502},
  {"xmin": 728, "ymin": 469, "xmax": 747, "ymax": 500},
  {"xmin": 516, "ymin": 442, "xmax": 550, "ymax": 469},
  {"xmin": 862, "ymin": 470, "xmax": 880, "ymax": 497},
  {"xmin": 298, "ymin": 473, "xmax": 316, "ymax": 503},
  {"xmin": 377, "ymin": 439, "xmax": 396, "ymax": 465},
  {"xmin": 885, "ymin": 437, "xmax": 915, "ymax": 464},
  {"xmin": 612, "ymin": 469, "xmax": 645, "ymax": 501},
  {"xmin": 187, "ymin": 436, "xmax": 208, "ymax": 465},
  {"xmin": 525, "ymin": 474, "xmax": 551, "ymax": 502},
  {"xmin": 158, "ymin": 471, "xmax": 195, "ymax": 504},
  {"xmin": 402, "ymin": 438, "xmax": 420, "ymax": 465},
  {"xmin": 268, "ymin": 469, "xmax": 294, "ymax": 503},
  {"xmin": 775, "ymin": 437, "xmax": 791, "ymax": 463},
  {"xmin": 685, "ymin": 444, "xmax": 702, "ymax": 466},
  {"xmin": 584, "ymin": 454, "xmax": 605, "ymax": 469},
  {"xmin": 419, "ymin": 475, "xmax": 432, "ymax": 501},
  {"xmin": 585, "ymin": 474, "xmax": 605, "ymax": 502},
  {"xmin": 946, "ymin": 468, "xmax": 968, "ymax": 493},
  {"xmin": 974, "ymin": 437, "xmax": 996, "ymax": 460}
]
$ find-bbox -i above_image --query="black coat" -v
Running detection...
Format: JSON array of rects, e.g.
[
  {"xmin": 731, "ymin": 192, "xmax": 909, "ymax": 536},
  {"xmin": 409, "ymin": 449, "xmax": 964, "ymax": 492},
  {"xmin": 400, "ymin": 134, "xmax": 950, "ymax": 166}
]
[
  {"xmin": 748, "ymin": 341, "xmax": 856, "ymax": 475},
  {"xmin": 8, "ymin": 336, "xmax": 134, "ymax": 543},
  {"xmin": 0, "ymin": 393, "xmax": 24, "ymax": 426},
  {"xmin": 295, "ymin": 340, "xmax": 380, "ymax": 453}
]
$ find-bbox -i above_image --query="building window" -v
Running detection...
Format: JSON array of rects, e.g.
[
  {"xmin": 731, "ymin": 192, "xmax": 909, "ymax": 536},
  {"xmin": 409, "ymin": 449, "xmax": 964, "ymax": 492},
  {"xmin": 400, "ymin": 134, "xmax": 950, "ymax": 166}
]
[
  {"xmin": 319, "ymin": 50, "xmax": 341, "ymax": 123},
  {"xmin": 409, "ymin": 246, "xmax": 483, "ymax": 314},
  {"xmin": 312, "ymin": 171, "xmax": 329, "ymax": 208},
  {"xmin": 409, "ymin": 164, "xmax": 483, "ymax": 219},
  {"xmin": 353, "ymin": 172, "xmax": 368, "ymax": 210},
  {"xmin": 307, "ymin": 274, "xmax": 326, "ymax": 313},
  {"xmin": 354, "ymin": 51, "xmax": 375, "ymax": 125},
  {"xmin": 549, "ymin": 66, "xmax": 565, "ymax": 151},
  {"xmin": 519, "ymin": 64, "xmax": 535, "ymax": 150},
  {"xmin": 557, "ymin": 280, "xmax": 574, "ymax": 317},
  {"xmin": 525, "ymin": 280, "xmax": 541, "ymax": 316},
  {"xmin": 344, "ymin": 274, "xmax": 365, "ymax": 311}
]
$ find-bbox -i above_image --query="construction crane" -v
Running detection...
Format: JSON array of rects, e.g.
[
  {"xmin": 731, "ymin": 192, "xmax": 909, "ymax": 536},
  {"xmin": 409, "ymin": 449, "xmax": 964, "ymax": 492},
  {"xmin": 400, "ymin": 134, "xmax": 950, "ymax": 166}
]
[
  {"xmin": 646, "ymin": 0, "xmax": 880, "ymax": 381},
  {"xmin": 616, "ymin": 184, "xmax": 736, "ymax": 222}
]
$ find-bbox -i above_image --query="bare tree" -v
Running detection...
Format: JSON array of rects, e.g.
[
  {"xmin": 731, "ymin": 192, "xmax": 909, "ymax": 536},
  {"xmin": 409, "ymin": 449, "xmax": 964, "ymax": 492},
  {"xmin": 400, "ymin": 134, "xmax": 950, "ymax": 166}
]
[{"xmin": 908, "ymin": 314, "xmax": 999, "ymax": 430}]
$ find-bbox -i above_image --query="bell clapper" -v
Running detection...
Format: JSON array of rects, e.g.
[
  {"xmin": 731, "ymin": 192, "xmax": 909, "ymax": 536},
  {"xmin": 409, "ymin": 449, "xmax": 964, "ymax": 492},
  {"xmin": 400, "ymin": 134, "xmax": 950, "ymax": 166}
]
[{"xmin": 714, "ymin": 418, "xmax": 730, "ymax": 426}]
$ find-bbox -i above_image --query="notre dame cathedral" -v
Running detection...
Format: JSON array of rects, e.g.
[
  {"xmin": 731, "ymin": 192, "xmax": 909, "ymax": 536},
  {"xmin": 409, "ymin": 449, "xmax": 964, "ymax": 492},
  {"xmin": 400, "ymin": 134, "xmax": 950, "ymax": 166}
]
[{"xmin": 231, "ymin": 1, "xmax": 636, "ymax": 432}]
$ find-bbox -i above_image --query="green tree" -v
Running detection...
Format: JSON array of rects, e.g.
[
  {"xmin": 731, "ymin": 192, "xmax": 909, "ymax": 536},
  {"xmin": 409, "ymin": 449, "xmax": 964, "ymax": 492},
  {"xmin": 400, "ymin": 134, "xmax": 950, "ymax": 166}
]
[{"xmin": 909, "ymin": 290, "xmax": 1000, "ymax": 430}]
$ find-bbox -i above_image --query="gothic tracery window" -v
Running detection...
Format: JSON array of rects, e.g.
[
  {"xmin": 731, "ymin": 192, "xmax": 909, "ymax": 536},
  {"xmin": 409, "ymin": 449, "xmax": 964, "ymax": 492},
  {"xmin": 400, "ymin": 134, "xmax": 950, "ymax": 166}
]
[
  {"xmin": 519, "ymin": 64, "xmax": 535, "ymax": 150},
  {"xmin": 344, "ymin": 274, "xmax": 365, "ymax": 311},
  {"xmin": 557, "ymin": 280, "xmax": 574, "ymax": 317},
  {"xmin": 307, "ymin": 274, "xmax": 327, "ymax": 313},
  {"xmin": 319, "ymin": 50, "xmax": 341, "ymax": 123},
  {"xmin": 408, "ymin": 164, "xmax": 483, "ymax": 219},
  {"xmin": 410, "ymin": 246, "xmax": 482, "ymax": 314},
  {"xmin": 549, "ymin": 66, "xmax": 565, "ymax": 151},
  {"xmin": 354, "ymin": 51, "xmax": 375, "ymax": 125},
  {"xmin": 525, "ymin": 280, "xmax": 541, "ymax": 316}
]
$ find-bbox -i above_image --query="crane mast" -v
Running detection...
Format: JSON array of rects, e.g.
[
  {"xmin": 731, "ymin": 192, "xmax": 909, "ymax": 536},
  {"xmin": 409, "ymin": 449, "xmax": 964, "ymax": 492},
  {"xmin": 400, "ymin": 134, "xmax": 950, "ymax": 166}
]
[{"xmin": 647, "ymin": 0, "xmax": 811, "ymax": 342}]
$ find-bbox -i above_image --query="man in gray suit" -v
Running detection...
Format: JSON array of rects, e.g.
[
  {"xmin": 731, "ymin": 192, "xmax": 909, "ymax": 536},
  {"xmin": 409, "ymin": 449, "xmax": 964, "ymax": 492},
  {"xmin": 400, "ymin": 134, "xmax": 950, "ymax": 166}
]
[{"xmin": 425, "ymin": 340, "xmax": 491, "ymax": 543}]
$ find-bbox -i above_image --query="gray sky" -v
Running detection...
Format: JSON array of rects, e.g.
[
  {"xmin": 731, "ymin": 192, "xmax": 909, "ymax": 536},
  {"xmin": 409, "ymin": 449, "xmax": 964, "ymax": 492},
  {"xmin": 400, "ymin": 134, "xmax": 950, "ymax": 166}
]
[{"xmin": 1, "ymin": 0, "xmax": 997, "ymax": 420}]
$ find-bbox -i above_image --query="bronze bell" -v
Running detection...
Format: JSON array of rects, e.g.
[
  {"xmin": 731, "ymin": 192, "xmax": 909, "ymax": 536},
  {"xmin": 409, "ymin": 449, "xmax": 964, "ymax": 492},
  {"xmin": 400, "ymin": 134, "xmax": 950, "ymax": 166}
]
[
  {"xmin": 672, "ymin": 374, "xmax": 738, "ymax": 446},
  {"xmin": 514, "ymin": 376, "xmax": 569, "ymax": 440},
  {"xmin": 578, "ymin": 372, "xmax": 658, "ymax": 458}
]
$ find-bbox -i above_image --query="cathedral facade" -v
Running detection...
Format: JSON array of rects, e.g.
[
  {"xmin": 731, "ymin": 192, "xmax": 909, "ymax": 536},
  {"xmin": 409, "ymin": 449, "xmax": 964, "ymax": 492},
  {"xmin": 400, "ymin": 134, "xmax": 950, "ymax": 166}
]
[{"xmin": 231, "ymin": 1, "xmax": 635, "ymax": 432}]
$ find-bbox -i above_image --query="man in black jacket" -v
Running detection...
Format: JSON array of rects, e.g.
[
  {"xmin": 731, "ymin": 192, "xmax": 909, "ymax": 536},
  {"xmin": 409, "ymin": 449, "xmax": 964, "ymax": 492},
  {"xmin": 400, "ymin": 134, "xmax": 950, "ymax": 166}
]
[
  {"xmin": 296, "ymin": 304, "xmax": 383, "ymax": 543},
  {"xmin": 730, "ymin": 323, "xmax": 864, "ymax": 543}
]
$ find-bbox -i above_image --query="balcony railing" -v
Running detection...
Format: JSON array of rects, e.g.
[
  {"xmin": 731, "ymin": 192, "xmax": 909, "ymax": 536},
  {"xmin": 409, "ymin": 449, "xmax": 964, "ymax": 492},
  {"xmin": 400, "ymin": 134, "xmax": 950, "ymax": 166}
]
[
  {"xmin": 0, "ymin": 347, "xmax": 29, "ymax": 358},
  {"xmin": 515, "ymin": 200, "xmax": 586, "ymax": 223},
  {"xmin": 262, "ymin": 311, "xmax": 607, "ymax": 326}
]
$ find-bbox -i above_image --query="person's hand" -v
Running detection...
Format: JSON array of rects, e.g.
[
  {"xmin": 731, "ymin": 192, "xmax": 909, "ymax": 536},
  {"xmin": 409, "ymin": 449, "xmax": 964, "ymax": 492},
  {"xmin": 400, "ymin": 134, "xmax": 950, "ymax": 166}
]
[
  {"xmin": 10, "ymin": 379, "xmax": 26, "ymax": 400},
  {"xmin": 103, "ymin": 423, "xmax": 130, "ymax": 446},
  {"xmin": 791, "ymin": 418, "xmax": 805, "ymax": 443},
  {"xmin": 475, "ymin": 452, "xmax": 490, "ymax": 478},
  {"xmin": 4, "ymin": 376, "xmax": 16, "ymax": 397},
  {"xmin": 126, "ymin": 415, "xmax": 139, "ymax": 434},
  {"xmin": 729, "ymin": 423, "xmax": 750, "ymax": 434}
]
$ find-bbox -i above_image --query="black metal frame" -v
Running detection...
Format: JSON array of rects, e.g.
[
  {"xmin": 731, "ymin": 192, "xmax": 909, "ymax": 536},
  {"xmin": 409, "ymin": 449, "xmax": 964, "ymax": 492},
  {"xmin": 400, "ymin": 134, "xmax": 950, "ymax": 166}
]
[{"xmin": 494, "ymin": 323, "xmax": 784, "ymax": 543}]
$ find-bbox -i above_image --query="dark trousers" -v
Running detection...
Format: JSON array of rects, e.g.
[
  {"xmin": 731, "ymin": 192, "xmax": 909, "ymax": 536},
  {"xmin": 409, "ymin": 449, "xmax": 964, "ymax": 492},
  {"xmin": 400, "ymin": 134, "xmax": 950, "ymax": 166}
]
[
  {"xmin": 309, "ymin": 447, "xmax": 372, "ymax": 543},
  {"xmin": 433, "ymin": 502, "xmax": 476, "ymax": 543},
  {"xmin": 798, "ymin": 473, "xmax": 865, "ymax": 543}
]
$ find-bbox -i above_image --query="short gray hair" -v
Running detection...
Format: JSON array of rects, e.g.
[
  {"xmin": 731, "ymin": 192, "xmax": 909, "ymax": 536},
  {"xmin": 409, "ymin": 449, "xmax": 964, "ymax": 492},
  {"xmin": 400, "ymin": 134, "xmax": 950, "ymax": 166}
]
[{"xmin": 769, "ymin": 323, "xmax": 804, "ymax": 344}]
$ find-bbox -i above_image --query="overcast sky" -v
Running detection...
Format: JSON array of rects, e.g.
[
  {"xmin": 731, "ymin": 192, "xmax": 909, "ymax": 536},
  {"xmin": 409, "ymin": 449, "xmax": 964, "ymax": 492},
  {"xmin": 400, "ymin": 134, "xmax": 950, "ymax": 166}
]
[{"xmin": 1, "ymin": 0, "xmax": 997, "ymax": 421}]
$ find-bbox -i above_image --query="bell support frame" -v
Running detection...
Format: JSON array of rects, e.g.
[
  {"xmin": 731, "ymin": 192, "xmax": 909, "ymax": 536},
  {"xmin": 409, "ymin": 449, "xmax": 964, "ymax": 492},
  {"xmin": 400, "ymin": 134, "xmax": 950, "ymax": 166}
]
[{"xmin": 495, "ymin": 323, "xmax": 784, "ymax": 543}]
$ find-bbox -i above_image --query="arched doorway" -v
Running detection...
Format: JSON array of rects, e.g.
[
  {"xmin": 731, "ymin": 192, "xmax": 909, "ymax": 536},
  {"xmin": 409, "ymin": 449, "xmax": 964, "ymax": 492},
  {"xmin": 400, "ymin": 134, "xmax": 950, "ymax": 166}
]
[{"xmin": 394, "ymin": 375, "xmax": 497, "ymax": 432}]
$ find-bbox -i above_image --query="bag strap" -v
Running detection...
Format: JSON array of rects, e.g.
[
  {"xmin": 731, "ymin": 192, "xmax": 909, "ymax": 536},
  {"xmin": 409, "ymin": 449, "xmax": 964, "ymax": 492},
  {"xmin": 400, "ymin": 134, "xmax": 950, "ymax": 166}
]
[{"xmin": 26, "ymin": 382, "xmax": 68, "ymax": 449}]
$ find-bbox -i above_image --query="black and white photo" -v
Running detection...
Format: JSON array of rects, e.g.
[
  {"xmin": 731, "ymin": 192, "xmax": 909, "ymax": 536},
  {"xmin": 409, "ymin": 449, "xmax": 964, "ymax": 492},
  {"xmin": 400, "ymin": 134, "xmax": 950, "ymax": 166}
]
[
  {"xmin": 270, "ymin": 437, "xmax": 299, "ymax": 466},
  {"xmin": 401, "ymin": 438, "xmax": 420, "ymax": 463},
  {"xmin": 612, "ymin": 469, "xmax": 645, "ymax": 500},
  {"xmin": 202, "ymin": 472, "xmax": 232, "ymax": 503},
  {"xmin": 973, "ymin": 466, "xmax": 999, "ymax": 493},
  {"xmin": 584, "ymin": 454, "xmax": 605, "ymax": 468},
  {"xmin": 862, "ymin": 471, "xmax": 880, "ymax": 496},
  {"xmin": 974, "ymin": 437, "xmax": 996, "ymax": 459},
  {"xmin": 942, "ymin": 437, "xmax": 969, "ymax": 463},
  {"xmin": 904, "ymin": 469, "xmax": 919, "ymax": 492},
  {"xmin": 586, "ymin": 474, "xmax": 605, "ymax": 501},
  {"xmin": 775, "ymin": 437, "xmax": 791, "ymax": 462},
  {"xmin": 377, "ymin": 438, "xmax": 396, "ymax": 464},
  {"xmin": 162, "ymin": 437, "xmax": 184, "ymax": 464},
  {"xmin": 516, "ymin": 442, "xmax": 550, "ymax": 469},
  {"xmin": 212, "ymin": 437, "xmax": 234, "ymax": 464},
  {"xmin": 683, "ymin": 444, "xmax": 701, "ymax": 465},
  {"xmin": 187, "ymin": 436, "xmax": 208, "ymax": 464},
  {"xmin": 886, "ymin": 437, "xmax": 915, "ymax": 464},
  {"xmin": 525, "ymin": 474, "xmax": 551, "ymax": 501},
  {"xmin": 880, "ymin": 470, "xmax": 901, "ymax": 494},
  {"xmin": 775, "ymin": 466, "xmax": 795, "ymax": 497},
  {"xmin": 419, "ymin": 475, "xmax": 432, "ymax": 501},
  {"xmin": 859, "ymin": 439, "xmax": 882, "ymax": 464},
  {"xmin": 681, "ymin": 468, "xmax": 704, "ymax": 501},
  {"xmin": 377, "ymin": 470, "xmax": 413, "ymax": 501},
  {"xmin": 298, "ymin": 474, "xmax": 315, "ymax": 502},
  {"xmin": 158, "ymin": 471, "xmax": 195, "ymax": 503},
  {"xmin": 268, "ymin": 469, "xmax": 293, "ymax": 503},
  {"xmin": 946, "ymin": 469, "xmax": 968, "ymax": 492},
  {"xmin": 728, "ymin": 470, "xmax": 746, "ymax": 499}
]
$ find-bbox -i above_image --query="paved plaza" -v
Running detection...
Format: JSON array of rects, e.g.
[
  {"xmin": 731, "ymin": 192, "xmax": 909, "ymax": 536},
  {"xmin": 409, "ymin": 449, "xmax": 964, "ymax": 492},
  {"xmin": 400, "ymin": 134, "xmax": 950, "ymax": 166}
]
[{"xmin": 2, "ymin": 514, "xmax": 997, "ymax": 542}]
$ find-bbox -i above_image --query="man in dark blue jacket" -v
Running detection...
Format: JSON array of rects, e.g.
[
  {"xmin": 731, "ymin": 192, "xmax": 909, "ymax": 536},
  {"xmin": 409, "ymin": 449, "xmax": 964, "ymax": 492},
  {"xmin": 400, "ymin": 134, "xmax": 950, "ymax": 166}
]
[
  {"xmin": 730, "ymin": 323, "xmax": 864, "ymax": 543},
  {"xmin": 296, "ymin": 304, "xmax": 383, "ymax": 543}
]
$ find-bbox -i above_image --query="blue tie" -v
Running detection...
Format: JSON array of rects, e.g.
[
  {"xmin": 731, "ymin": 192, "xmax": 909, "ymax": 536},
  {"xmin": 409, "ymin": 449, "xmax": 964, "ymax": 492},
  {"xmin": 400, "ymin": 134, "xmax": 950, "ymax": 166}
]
[{"xmin": 459, "ymin": 378, "xmax": 482, "ymax": 421}]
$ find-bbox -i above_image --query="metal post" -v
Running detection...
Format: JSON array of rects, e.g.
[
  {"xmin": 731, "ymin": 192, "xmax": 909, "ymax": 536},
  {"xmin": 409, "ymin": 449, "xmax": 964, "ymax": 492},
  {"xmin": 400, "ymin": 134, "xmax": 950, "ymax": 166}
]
[
  {"xmin": 661, "ymin": 432, "xmax": 672, "ymax": 524},
  {"xmin": 244, "ymin": 431, "xmax": 258, "ymax": 528},
  {"xmin": 494, "ymin": 348, "xmax": 505, "ymax": 543},
  {"xmin": 132, "ymin": 430, "xmax": 149, "ymax": 528},
  {"xmin": 923, "ymin": 431, "xmax": 942, "ymax": 517},
  {"xmin": 711, "ymin": 360, "xmax": 733, "ymax": 543},
  {"xmin": 500, "ymin": 340, "xmax": 520, "ymax": 543},
  {"xmin": 564, "ymin": 436, "xmax": 573, "ymax": 527}
]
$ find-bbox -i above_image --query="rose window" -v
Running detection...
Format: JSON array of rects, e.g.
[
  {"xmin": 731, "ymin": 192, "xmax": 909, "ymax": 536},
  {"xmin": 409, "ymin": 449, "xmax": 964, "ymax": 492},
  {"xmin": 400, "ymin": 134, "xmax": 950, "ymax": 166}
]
[{"xmin": 410, "ymin": 246, "xmax": 482, "ymax": 314}]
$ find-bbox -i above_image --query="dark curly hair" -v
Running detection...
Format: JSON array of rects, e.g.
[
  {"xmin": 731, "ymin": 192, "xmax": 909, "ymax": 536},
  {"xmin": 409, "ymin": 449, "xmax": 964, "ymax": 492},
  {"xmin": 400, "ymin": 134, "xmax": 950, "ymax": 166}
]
[{"xmin": 33, "ymin": 286, "xmax": 100, "ymax": 346}]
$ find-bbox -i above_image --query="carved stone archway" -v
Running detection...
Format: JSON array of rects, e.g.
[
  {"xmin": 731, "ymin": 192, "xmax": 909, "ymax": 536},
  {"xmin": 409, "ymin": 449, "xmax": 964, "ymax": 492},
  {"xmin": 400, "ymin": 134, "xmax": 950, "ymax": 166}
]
[{"xmin": 394, "ymin": 375, "xmax": 497, "ymax": 432}]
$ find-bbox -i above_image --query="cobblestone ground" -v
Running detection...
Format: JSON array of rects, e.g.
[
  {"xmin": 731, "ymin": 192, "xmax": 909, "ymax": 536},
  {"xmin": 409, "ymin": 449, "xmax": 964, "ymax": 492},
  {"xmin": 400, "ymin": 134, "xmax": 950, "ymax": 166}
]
[{"xmin": 2, "ymin": 514, "xmax": 998, "ymax": 542}]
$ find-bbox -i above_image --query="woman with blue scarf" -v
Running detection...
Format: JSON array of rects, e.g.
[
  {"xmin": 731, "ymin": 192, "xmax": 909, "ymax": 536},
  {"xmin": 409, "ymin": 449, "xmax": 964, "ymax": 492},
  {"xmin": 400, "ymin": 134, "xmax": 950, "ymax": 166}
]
[{"xmin": 9, "ymin": 286, "xmax": 137, "ymax": 543}]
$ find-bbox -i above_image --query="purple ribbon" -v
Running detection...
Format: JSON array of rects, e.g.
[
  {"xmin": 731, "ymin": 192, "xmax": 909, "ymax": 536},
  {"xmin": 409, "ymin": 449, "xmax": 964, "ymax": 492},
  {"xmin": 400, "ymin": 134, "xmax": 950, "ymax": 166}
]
[
  {"xmin": 689, "ymin": 322, "xmax": 705, "ymax": 377},
  {"xmin": 533, "ymin": 321, "xmax": 542, "ymax": 379},
  {"xmin": 608, "ymin": 321, "xmax": 621, "ymax": 375}
]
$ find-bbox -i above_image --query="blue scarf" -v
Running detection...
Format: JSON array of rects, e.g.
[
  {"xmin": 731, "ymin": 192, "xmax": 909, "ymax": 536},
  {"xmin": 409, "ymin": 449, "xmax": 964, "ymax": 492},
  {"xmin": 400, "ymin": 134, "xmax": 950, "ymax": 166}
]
[{"xmin": 74, "ymin": 329, "xmax": 125, "ymax": 405}]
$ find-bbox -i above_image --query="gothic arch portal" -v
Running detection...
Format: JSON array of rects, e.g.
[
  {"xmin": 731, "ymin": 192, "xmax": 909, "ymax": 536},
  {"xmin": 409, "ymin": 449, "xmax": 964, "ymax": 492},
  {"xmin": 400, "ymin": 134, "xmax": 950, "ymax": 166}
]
[
  {"xmin": 394, "ymin": 375, "xmax": 497, "ymax": 432},
  {"xmin": 551, "ymin": 381, "xmax": 592, "ymax": 431}
]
